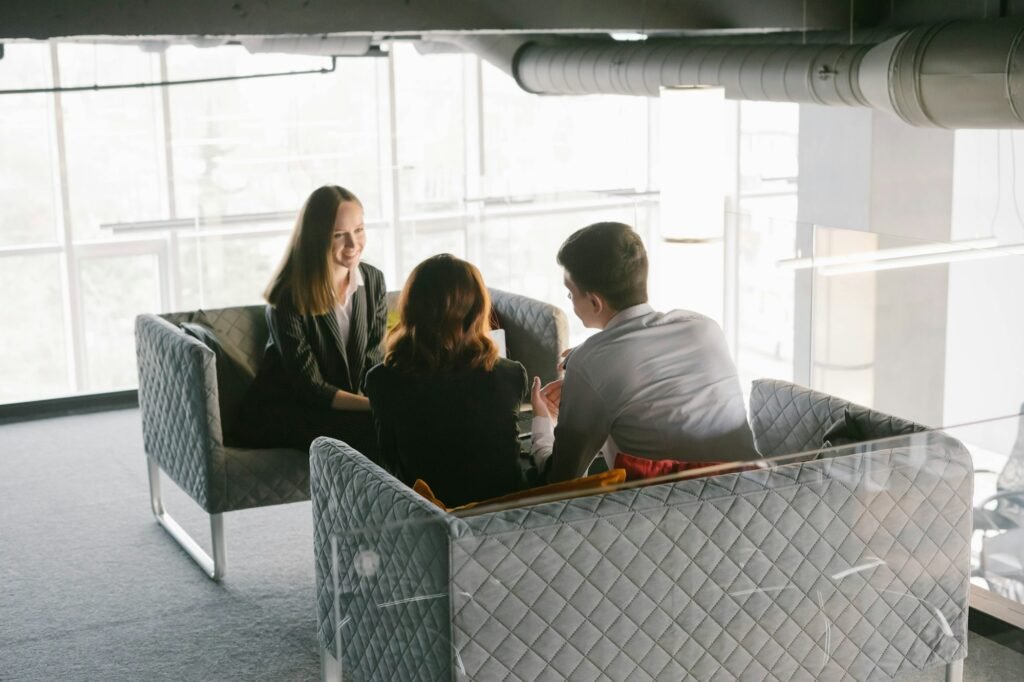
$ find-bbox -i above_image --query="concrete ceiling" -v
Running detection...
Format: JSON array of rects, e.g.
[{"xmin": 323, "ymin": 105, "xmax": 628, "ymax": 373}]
[{"xmin": 1, "ymin": 0, "xmax": 1020, "ymax": 41}]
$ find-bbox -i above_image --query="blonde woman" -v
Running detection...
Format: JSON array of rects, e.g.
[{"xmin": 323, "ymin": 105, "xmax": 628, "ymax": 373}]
[{"xmin": 239, "ymin": 185, "xmax": 386, "ymax": 456}]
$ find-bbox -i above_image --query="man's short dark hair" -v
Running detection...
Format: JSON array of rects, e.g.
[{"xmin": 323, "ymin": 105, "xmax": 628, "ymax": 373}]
[{"xmin": 557, "ymin": 222, "xmax": 648, "ymax": 311}]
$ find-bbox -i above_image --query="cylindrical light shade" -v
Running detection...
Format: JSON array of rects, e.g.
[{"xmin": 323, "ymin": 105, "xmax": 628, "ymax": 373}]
[{"xmin": 659, "ymin": 86, "xmax": 727, "ymax": 242}]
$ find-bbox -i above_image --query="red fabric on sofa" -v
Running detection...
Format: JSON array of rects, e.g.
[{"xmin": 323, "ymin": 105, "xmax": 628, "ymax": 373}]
[{"xmin": 614, "ymin": 452, "xmax": 752, "ymax": 482}]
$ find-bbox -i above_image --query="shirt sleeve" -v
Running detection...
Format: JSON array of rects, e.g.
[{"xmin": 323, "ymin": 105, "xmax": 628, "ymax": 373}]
[
  {"xmin": 543, "ymin": 369, "xmax": 612, "ymax": 483},
  {"xmin": 530, "ymin": 415, "xmax": 555, "ymax": 469}
]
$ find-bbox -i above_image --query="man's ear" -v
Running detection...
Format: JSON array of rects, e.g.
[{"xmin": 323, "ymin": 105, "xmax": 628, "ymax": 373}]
[{"xmin": 586, "ymin": 291, "xmax": 606, "ymax": 316}]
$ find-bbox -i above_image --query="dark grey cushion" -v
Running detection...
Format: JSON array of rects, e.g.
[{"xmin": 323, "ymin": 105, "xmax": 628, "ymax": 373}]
[
  {"xmin": 180, "ymin": 322, "xmax": 255, "ymax": 443},
  {"xmin": 818, "ymin": 407, "xmax": 869, "ymax": 459}
]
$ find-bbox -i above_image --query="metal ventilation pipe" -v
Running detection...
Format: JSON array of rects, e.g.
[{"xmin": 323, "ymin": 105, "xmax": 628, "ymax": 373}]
[
  {"xmin": 462, "ymin": 18, "xmax": 1024, "ymax": 129},
  {"xmin": 515, "ymin": 40, "xmax": 873, "ymax": 105},
  {"xmin": 857, "ymin": 20, "xmax": 1024, "ymax": 128}
]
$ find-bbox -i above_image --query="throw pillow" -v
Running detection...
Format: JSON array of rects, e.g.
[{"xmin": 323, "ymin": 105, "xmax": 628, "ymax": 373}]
[
  {"xmin": 413, "ymin": 468, "xmax": 626, "ymax": 513},
  {"xmin": 179, "ymin": 322, "xmax": 256, "ymax": 443},
  {"xmin": 386, "ymin": 308, "xmax": 401, "ymax": 333},
  {"xmin": 819, "ymin": 407, "xmax": 868, "ymax": 458}
]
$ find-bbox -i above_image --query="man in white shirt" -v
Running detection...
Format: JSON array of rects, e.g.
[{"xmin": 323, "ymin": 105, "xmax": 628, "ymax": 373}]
[{"xmin": 531, "ymin": 222, "xmax": 758, "ymax": 483}]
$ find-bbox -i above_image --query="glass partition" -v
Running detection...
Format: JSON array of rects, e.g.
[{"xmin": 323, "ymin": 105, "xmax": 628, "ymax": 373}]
[
  {"xmin": 725, "ymin": 208, "xmax": 1024, "ymax": 626},
  {"xmin": 726, "ymin": 211, "xmax": 1024, "ymax": 432},
  {"xmin": 943, "ymin": 415, "xmax": 1024, "ymax": 626},
  {"xmin": 325, "ymin": 424, "xmax": 979, "ymax": 680}
]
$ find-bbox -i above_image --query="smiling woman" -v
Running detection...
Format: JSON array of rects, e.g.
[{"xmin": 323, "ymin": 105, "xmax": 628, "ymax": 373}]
[{"xmin": 235, "ymin": 185, "xmax": 388, "ymax": 458}]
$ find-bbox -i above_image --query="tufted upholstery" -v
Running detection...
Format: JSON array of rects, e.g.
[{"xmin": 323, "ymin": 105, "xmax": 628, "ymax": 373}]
[
  {"xmin": 488, "ymin": 289, "xmax": 569, "ymax": 385},
  {"xmin": 748, "ymin": 379, "xmax": 927, "ymax": 458},
  {"xmin": 136, "ymin": 291, "xmax": 565, "ymax": 516},
  {"xmin": 312, "ymin": 379, "xmax": 972, "ymax": 681},
  {"xmin": 311, "ymin": 438, "xmax": 466, "ymax": 681},
  {"xmin": 136, "ymin": 308, "xmax": 309, "ymax": 514}
]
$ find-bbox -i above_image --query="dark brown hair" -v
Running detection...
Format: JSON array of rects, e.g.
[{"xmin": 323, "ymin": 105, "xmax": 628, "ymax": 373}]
[
  {"xmin": 557, "ymin": 221, "xmax": 648, "ymax": 311},
  {"xmin": 384, "ymin": 254, "xmax": 499, "ymax": 375},
  {"xmin": 265, "ymin": 185, "xmax": 361, "ymax": 315}
]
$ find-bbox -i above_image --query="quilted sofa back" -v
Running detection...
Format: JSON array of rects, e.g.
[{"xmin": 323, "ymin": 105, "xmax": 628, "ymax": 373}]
[{"xmin": 748, "ymin": 378, "xmax": 927, "ymax": 457}]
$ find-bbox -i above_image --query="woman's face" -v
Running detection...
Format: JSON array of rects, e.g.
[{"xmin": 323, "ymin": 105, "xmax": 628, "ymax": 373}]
[{"xmin": 331, "ymin": 201, "xmax": 366, "ymax": 271}]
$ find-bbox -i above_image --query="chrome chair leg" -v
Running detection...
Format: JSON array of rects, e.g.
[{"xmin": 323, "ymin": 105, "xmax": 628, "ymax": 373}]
[
  {"xmin": 945, "ymin": 658, "xmax": 964, "ymax": 682},
  {"xmin": 320, "ymin": 644, "xmax": 341, "ymax": 682},
  {"xmin": 147, "ymin": 458, "xmax": 227, "ymax": 581}
]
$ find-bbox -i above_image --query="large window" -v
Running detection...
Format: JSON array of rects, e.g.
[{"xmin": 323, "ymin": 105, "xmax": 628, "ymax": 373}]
[{"xmin": 0, "ymin": 39, "xmax": 792, "ymax": 404}]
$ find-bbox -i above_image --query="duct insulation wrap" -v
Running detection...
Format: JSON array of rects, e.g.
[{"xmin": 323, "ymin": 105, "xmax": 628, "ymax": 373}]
[
  {"xmin": 514, "ymin": 40, "xmax": 871, "ymax": 105},
  {"xmin": 510, "ymin": 18, "xmax": 1024, "ymax": 128}
]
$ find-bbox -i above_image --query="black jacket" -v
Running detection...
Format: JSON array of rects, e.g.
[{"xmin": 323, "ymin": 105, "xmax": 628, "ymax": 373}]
[
  {"xmin": 249, "ymin": 261, "xmax": 387, "ymax": 408},
  {"xmin": 365, "ymin": 358, "xmax": 529, "ymax": 508}
]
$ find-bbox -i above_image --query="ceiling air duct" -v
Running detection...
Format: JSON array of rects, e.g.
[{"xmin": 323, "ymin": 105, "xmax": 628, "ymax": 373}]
[{"xmin": 454, "ymin": 18, "xmax": 1024, "ymax": 129}]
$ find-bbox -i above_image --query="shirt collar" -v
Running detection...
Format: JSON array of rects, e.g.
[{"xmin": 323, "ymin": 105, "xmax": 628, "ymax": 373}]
[
  {"xmin": 339, "ymin": 264, "xmax": 364, "ymax": 305},
  {"xmin": 604, "ymin": 303, "xmax": 653, "ymax": 331}
]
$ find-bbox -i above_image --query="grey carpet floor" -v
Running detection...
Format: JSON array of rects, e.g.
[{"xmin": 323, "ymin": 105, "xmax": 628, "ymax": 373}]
[
  {"xmin": 3, "ymin": 408, "xmax": 1024, "ymax": 681},
  {"xmin": 1, "ymin": 408, "xmax": 319, "ymax": 681}
]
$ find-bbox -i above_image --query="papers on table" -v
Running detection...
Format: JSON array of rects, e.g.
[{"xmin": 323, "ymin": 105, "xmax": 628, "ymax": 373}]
[{"xmin": 489, "ymin": 329, "xmax": 508, "ymax": 358}]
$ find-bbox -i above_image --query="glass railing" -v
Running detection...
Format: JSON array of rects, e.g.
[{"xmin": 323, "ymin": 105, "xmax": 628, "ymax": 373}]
[
  {"xmin": 321, "ymin": 417, "xmax": 988, "ymax": 680},
  {"xmin": 724, "ymin": 210, "xmax": 1024, "ymax": 430},
  {"xmin": 722, "ymin": 208, "xmax": 1024, "ymax": 626}
]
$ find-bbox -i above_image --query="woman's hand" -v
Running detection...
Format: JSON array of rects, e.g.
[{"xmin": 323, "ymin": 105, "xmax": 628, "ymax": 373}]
[
  {"xmin": 532, "ymin": 377, "xmax": 562, "ymax": 419},
  {"xmin": 331, "ymin": 390, "xmax": 371, "ymax": 411}
]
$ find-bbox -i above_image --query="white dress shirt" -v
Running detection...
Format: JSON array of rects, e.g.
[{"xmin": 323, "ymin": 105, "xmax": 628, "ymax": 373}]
[
  {"xmin": 532, "ymin": 303, "xmax": 758, "ymax": 481},
  {"xmin": 333, "ymin": 264, "xmax": 364, "ymax": 344}
]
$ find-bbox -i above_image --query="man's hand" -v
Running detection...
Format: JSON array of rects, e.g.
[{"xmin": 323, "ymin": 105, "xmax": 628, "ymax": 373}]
[
  {"xmin": 530, "ymin": 377, "xmax": 551, "ymax": 419},
  {"xmin": 557, "ymin": 347, "xmax": 573, "ymax": 378}
]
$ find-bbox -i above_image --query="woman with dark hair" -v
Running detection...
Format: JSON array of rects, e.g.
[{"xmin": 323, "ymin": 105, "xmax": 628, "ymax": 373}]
[
  {"xmin": 238, "ymin": 185, "xmax": 387, "ymax": 456},
  {"xmin": 365, "ymin": 254, "xmax": 529, "ymax": 507}
]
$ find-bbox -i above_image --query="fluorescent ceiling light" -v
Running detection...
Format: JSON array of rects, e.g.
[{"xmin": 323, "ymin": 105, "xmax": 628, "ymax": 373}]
[
  {"xmin": 819, "ymin": 242, "xmax": 1024, "ymax": 276},
  {"xmin": 610, "ymin": 32, "xmax": 648, "ymax": 41},
  {"xmin": 776, "ymin": 238, "xmax": 997, "ymax": 271}
]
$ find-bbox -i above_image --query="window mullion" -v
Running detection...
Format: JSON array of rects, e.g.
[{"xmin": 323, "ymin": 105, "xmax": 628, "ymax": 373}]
[{"xmin": 49, "ymin": 40, "xmax": 86, "ymax": 394}]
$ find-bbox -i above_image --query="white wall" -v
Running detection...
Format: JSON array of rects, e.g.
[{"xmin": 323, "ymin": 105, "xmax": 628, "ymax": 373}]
[
  {"xmin": 796, "ymin": 105, "xmax": 955, "ymax": 427},
  {"xmin": 944, "ymin": 130, "xmax": 1024, "ymax": 451}
]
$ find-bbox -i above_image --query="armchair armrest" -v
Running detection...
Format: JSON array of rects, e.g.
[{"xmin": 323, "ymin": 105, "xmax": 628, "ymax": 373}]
[
  {"xmin": 135, "ymin": 314, "xmax": 225, "ymax": 513},
  {"xmin": 979, "ymin": 488, "xmax": 1024, "ymax": 511},
  {"xmin": 489, "ymin": 288, "xmax": 568, "ymax": 383},
  {"xmin": 311, "ymin": 438, "xmax": 464, "ymax": 680}
]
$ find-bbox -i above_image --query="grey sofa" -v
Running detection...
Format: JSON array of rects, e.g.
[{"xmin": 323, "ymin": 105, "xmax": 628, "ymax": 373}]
[
  {"xmin": 311, "ymin": 379, "xmax": 973, "ymax": 681},
  {"xmin": 135, "ymin": 289, "xmax": 568, "ymax": 580}
]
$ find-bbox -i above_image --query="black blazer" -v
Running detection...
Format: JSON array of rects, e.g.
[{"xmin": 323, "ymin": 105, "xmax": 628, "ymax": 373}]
[
  {"xmin": 248, "ymin": 262, "xmax": 387, "ymax": 409},
  {"xmin": 365, "ymin": 358, "xmax": 529, "ymax": 508}
]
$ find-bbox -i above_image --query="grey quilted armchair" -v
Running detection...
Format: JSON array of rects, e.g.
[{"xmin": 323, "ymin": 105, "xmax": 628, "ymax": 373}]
[
  {"xmin": 135, "ymin": 291, "xmax": 567, "ymax": 581},
  {"xmin": 135, "ymin": 306, "xmax": 308, "ymax": 580}
]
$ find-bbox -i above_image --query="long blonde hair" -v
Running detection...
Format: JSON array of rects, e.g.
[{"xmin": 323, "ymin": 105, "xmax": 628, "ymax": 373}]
[
  {"xmin": 264, "ymin": 185, "xmax": 361, "ymax": 315},
  {"xmin": 385, "ymin": 254, "xmax": 499, "ymax": 375}
]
